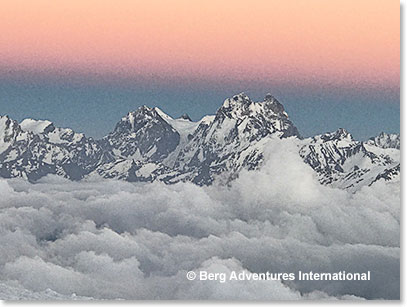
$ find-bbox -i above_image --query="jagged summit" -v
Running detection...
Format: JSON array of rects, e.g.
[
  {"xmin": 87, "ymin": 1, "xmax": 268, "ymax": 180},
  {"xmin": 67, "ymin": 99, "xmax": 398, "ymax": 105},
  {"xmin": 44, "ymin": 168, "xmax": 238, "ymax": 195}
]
[
  {"xmin": 115, "ymin": 106, "xmax": 166, "ymax": 132},
  {"xmin": 215, "ymin": 92, "xmax": 299, "ymax": 138},
  {"xmin": 366, "ymin": 132, "xmax": 400, "ymax": 149},
  {"xmin": 219, "ymin": 92, "xmax": 292, "ymax": 122},
  {"xmin": 220, "ymin": 92, "xmax": 251, "ymax": 115},
  {"xmin": 0, "ymin": 115, "xmax": 24, "ymax": 142},
  {"xmin": 107, "ymin": 105, "xmax": 180, "ymax": 162},
  {"xmin": 178, "ymin": 114, "xmax": 192, "ymax": 121},
  {"xmin": 232, "ymin": 92, "xmax": 250, "ymax": 101},
  {"xmin": 20, "ymin": 119, "xmax": 55, "ymax": 134},
  {"xmin": 264, "ymin": 93, "xmax": 276, "ymax": 101},
  {"xmin": 170, "ymin": 92, "xmax": 301, "ymax": 184},
  {"xmin": 318, "ymin": 128, "xmax": 354, "ymax": 142},
  {"xmin": 301, "ymin": 128, "xmax": 399, "ymax": 190},
  {"xmin": 0, "ymin": 93, "xmax": 400, "ymax": 190},
  {"xmin": 263, "ymin": 93, "xmax": 286, "ymax": 115}
]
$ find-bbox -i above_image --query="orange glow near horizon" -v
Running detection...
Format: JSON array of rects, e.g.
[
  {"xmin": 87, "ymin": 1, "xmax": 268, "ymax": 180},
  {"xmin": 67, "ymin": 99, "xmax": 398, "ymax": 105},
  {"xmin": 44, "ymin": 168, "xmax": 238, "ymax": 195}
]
[{"xmin": 0, "ymin": 0, "xmax": 399, "ymax": 88}]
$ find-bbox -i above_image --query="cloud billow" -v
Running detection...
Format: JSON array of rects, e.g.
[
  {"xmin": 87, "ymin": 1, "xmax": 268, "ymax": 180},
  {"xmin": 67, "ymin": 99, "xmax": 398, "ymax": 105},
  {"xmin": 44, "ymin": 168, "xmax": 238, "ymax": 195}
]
[{"xmin": 0, "ymin": 139, "xmax": 399, "ymax": 300}]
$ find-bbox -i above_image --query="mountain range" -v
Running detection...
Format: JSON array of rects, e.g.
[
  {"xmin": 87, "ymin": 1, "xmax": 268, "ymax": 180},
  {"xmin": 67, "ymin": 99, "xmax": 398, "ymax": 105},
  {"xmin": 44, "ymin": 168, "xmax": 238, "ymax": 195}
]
[{"xmin": 0, "ymin": 93, "xmax": 400, "ymax": 191}]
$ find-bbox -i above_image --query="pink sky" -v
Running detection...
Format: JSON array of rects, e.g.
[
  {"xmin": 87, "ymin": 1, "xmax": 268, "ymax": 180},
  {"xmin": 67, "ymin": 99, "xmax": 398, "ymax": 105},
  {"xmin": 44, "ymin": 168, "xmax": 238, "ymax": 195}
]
[{"xmin": 0, "ymin": 0, "xmax": 400, "ymax": 89}]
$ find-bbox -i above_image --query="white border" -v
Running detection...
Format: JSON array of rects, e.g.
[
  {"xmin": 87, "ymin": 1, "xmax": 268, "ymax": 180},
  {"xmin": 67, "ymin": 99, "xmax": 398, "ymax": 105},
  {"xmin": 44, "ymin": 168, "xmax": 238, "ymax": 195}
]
[{"xmin": 0, "ymin": 1, "xmax": 403, "ymax": 306}]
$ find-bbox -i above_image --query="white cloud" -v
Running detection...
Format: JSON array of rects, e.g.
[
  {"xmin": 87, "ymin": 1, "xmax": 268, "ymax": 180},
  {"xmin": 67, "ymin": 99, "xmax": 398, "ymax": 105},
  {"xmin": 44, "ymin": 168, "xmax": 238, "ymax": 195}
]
[{"xmin": 0, "ymin": 139, "xmax": 400, "ymax": 299}]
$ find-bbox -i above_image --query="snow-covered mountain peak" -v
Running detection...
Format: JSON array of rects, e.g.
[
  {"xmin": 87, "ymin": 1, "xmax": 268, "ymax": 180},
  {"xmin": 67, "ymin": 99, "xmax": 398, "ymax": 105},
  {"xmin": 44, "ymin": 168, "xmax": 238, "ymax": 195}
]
[
  {"xmin": 1, "ymin": 115, "xmax": 20, "ymax": 133},
  {"xmin": 366, "ymin": 132, "xmax": 400, "ymax": 149},
  {"xmin": 20, "ymin": 119, "xmax": 55, "ymax": 134},
  {"xmin": 264, "ymin": 93, "xmax": 276, "ymax": 102},
  {"xmin": 106, "ymin": 105, "xmax": 180, "ymax": 162},
  {"xmin": 300, "ymin": 127, "xmax": 399, "ymax": 191},
  {"xmin": 0, "ymin": 115, "xmax": 14, "ymax": 137},
  {"xmin": 178, "ymin": 114, "xmax": 192, "ymax": 121},
  {"xmin": 228, "ymin": 92, "xmax": 250, "ymax": 104},
  {"xmin": 219, "ymin": 92, "xmax": 290, "ymax": 121},
  {"xmin": 199, "ymin": 115, "xmax": 215, "ymax": 125},
  {"xmin": 0, "ymin": 115, "xmax": 10, "ymax": 122},
  {"xmin": 262, "ymin": 93, "xmax": 287, "ymax": 116},
  {"xmin": 153, "ymin": 106, "xmax": 174, "ymax": 122},
  {"xmin": 220, "ymin": 93, "xmax": 251, "ymax": 114},
  {"xmin": 263, "ymin": 92, "xmax": 282, "ymax": 108},
  {"xmin": 20, "ymin": 118, "xmax": 86, "ymax": 144},
  {"xmin": 114, "ymin": 106, "xmax": 169, "ymax": 133},
  {"xmin": 315, "ymin": 128, "xmax": 354, "ymax": 143},
  {"xmin": 0, "ymin": 93, "xmax": 399, "ymax": 190},
  {"xmin": 0, "ymin": 115, "xmax": 26, "ymax": 145},
  {"xmin": 168, "ymin": 93, "xmax": 300, "ymax": 184}
]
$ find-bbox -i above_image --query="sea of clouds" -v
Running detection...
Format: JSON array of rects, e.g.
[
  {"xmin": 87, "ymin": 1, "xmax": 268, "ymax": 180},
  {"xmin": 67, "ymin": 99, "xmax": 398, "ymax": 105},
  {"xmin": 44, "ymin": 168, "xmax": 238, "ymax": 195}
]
[{"xmin": 0, "ymin": 139, "xmax": 400, "ymax": 300}]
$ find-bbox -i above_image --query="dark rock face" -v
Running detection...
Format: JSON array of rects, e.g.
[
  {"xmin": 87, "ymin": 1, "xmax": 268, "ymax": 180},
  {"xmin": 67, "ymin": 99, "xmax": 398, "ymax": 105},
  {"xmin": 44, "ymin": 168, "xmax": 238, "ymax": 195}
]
[
  {"xmin": 366, "ymin": 132, "xmax": 400, "ymax": 149},
  {"xmin": 0, "ymin": 93, "xmax": 400, "ymax": 190},
  {"xmin": 171, "ymin": 93, "xmax": 300, "ymax": 185},
  {"xmin": 178, "ymin": 114, "xmax": 192, "ymax": 121},
  {"xmin": 369, "ymin": 164, "xmax": 400, "ymax": 185},
  {"xmin": 300, "ymin": 128, "xmax": 399, "ymax": 190},
  {"xmin": 103, "ymin": 106, "xmax": 180, "ymax": 162},
  {"xmin": 0, "ymin": 116, "xmax": 103, "ymax": 181}
]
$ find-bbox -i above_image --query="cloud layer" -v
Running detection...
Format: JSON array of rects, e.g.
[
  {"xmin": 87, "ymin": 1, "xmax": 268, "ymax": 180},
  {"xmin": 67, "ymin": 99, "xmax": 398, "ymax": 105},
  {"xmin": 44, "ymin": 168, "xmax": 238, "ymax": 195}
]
[{"xmin": 0, "ymin": 139, "xmax": 400, "ymax": 300}]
